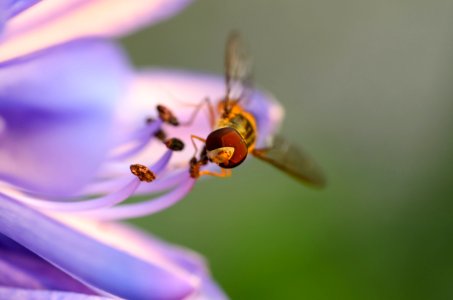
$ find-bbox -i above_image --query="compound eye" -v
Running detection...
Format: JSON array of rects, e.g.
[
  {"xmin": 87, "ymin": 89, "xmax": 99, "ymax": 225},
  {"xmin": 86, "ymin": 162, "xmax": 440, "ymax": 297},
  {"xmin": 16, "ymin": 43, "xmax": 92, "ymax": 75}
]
[{"xmin": 206, "ymin": 127, "xmax": 248, "ymax": 168}]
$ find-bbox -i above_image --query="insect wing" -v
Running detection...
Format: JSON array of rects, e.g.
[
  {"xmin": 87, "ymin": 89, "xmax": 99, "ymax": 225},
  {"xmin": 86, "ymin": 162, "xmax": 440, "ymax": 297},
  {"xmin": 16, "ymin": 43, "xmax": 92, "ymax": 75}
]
[
  {"xmin": 252, "ymin": 136, "xmax": 326, "ymax": 188},
  {"xmin": 224, "ymin": 31, "xmax": 253, "ymax": 104}
]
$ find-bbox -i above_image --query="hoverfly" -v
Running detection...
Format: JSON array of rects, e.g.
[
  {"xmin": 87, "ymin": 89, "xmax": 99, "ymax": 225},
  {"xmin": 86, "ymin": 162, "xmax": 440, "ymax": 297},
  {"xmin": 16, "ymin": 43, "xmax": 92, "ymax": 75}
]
[{"xmin": 185, "ymin": 31, "xmax": 326, "ymax": 188}]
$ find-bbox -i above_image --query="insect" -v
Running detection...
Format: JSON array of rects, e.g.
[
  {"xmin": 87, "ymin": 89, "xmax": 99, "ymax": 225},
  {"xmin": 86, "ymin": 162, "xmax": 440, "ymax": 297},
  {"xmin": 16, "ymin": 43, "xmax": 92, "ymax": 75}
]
[{"xmin": 185, "ymin": 31, "xmax": 326, "ymax": 188}]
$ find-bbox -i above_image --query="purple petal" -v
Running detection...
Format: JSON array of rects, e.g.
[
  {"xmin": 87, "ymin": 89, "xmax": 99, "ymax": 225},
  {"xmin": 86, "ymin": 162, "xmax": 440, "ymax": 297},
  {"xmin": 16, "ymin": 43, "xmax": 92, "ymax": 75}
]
[
  {"xmin": 135, "ymin": 232, "xmax": 228, "ymax": 300},
  {"xmin": 0, "ymin": 234, "xmax": 96, "ymax": 294},
  {"xmin": 4, "ymin": 0, "xmax": 41, "ymax": 19},
  {"xmin": 0, "ymin": 2, "xmax": 7, "ymax": 33},
  {"xmin": 0, "ymin": 0, "xmax": 193, "ymax": 61},
  {"xmin": 0, "ymin": 195, "xmax": 197, "ymax": 299},
  {"xmin": 0, "ymin": 288, "xmax": 109, "ymax": 300},
  {"xmin": 0, "ymin": 39, "xmax": 131, "ymax": 196},
  {"xmin": 71, "ymin": 220, "xmax": 228, "ymax": 299}
]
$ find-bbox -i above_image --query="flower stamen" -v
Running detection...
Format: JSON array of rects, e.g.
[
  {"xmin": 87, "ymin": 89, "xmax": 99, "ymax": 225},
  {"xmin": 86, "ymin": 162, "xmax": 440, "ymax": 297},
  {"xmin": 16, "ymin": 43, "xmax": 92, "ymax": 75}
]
[
  {"xmin": 157, "ymin": 104, "xmax": 179, "ymax": 126},
  {"xmin": 130, "ymin": 164, "xmax": 156, "ymax": 182},
  {"xmin": 78, "ymin": 175, "xmax": 196, "ymax": 220},
  {"xmin": 4, "ymin": 150, "xmax": 174, "ymax": 212},
  {"xmin": 164, "ymin": 138, "xmax": 184, "ymax": 151}
]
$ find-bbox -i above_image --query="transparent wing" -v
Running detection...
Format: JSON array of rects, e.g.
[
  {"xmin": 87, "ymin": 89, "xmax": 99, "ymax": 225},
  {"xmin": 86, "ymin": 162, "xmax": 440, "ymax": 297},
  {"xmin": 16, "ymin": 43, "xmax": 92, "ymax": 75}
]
[
  {"xmin": 252, "ymin": 136, "xmax": 327, "ymax": 188},
  {"xmin": 224, "ymin": 31, "xmax": 254, "ymax": 110}
]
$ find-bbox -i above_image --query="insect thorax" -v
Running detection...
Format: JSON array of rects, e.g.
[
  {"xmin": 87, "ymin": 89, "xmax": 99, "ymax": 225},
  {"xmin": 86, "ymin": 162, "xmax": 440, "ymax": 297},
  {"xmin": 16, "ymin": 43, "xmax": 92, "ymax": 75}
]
[{"xmin": 216, "ymin": 109, "xmax": 257, "ymax": 150}]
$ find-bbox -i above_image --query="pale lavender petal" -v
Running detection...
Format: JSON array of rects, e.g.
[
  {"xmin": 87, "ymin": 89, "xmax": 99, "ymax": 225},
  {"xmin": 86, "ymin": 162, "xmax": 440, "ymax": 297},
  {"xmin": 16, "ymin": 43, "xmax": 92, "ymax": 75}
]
[
  {"xmin": 0, "ymin": 288, "xmax": 109, "ymax": 300},
  {"xmin": 0, "ymin": 1, "xmax": 7, "ymax": 32},
  {"xmin": 246, "ymin": 89, "xmax": 285, "ymax": 148},
  {"xmin": 112, "ymin": 118, "xmax": 163, "ymax": 160},
  {"xmin": 0, "ymin": 195, "xmax": 197, "ymax": 299},
  {"xmin": 143, "ymin": 236, "xmax": 228, "ymax": 300},
  {"xmin": 0, "ymin": 0, "xmax": 193, "ymax": 61},
  {"xmin": 4, "ymin": 0, "xmax": 40, "ymax": 19},
  {"xmin": 61, "ymin": 220, "xmax": 227, "ymax": 299},
  {"xmin": 0, "ymin": 39, "xmax": 131, "ymax": 196}
]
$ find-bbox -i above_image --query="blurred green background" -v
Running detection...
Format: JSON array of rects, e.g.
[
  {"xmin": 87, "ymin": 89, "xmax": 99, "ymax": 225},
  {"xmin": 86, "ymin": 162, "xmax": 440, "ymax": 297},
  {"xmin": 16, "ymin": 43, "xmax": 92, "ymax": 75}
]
[{"xmin": 122, "ymin": 1, "xmax": 453, "ymax": 299}]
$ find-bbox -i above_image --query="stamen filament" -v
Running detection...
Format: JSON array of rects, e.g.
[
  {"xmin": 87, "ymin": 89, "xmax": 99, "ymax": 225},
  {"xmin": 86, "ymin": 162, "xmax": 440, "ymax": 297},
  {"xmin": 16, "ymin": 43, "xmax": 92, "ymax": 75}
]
[
  {"xmin": 78, "ymin": 176, "xmax": 196, "ymax": 220},
  {"xmin": 6, "ymin": 150, "xmax": 174, "ymax": 212},
  {"xmin": 136, "ymin": 170, "xmax": 188, "ymax": 194},
  {"xmin": 112, "ymin": 119, "xmax": 163, "ymax": 159},
  {"xmin": 82, "ymin": 154, "xmax": 183, "ymax": 195}
]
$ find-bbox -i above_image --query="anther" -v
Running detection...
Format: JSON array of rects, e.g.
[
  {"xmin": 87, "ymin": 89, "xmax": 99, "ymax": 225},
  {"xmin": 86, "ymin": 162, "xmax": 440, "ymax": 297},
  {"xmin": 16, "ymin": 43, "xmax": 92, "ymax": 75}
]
[
  {"xmin": 157, "ymin": 105, "xmax": 179, "ymax": 126},
  {"xmin": 154, "ymin": 129, "xmax": 167, "ymax": 141},
  {"xmin": 145, "ymin": 117, "xmax": 155, "ymax": 124},
  {"xmin": 165, "ymin": 138, "xmax": 185, "ymax": 151},
  {"xmin": 130, "ymin": 164, "xmax": 156, "ymax": 182}
]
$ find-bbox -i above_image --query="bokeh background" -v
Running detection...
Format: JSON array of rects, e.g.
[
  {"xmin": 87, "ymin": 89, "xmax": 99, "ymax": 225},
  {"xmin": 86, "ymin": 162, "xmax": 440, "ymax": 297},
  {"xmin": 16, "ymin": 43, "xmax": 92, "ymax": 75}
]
[{"xmin": 122, "ymin": 1, "xmax": 453, "ymax": 299}]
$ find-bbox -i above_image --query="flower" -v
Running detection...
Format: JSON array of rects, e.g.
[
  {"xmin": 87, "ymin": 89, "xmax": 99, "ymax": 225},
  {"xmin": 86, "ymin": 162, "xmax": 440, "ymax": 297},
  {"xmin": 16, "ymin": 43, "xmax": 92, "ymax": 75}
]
[
  {"xmin": 0, "ymin": 0, "xmax": 193, "ymax": 61},
  {"xmin": 0, "ymin": 1, "xmax": 284, "ymax": 299}
]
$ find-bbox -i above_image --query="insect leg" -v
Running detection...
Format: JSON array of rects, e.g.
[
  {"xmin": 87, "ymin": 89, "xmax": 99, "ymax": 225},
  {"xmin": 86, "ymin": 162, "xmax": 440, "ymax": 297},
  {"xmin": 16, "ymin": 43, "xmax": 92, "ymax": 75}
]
[
  {"xmin": 188, "ymin": 135, "xmax": 231, "ymax": 179},
  {"xmin": 190, "ymin": 134, "xmax": 206, "ymax": 159},
  {"xmin": 180, "ymin": 97, "xmax": 216, "ymax": 129},
  {"xmin": 200, "ymin": 168, "xmax": 232, "ymax": 178}
]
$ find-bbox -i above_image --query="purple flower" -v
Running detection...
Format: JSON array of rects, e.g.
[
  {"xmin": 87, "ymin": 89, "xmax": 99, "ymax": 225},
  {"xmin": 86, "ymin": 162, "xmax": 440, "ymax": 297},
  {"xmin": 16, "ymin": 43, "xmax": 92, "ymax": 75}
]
[
  {"xmin": 1, "ymin": 0, "xmax": 193, "ymax": 61},
  {"xmin": 0, "ymin": 1, "xmax": 283, "ymax": 299}
]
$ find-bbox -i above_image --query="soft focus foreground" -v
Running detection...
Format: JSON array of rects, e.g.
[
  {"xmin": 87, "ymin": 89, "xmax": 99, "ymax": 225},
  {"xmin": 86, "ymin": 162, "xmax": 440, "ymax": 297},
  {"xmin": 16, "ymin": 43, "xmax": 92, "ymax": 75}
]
[
  {"xmin": 123, "ymin": 1, "xmax": 453, "ymax": 299},
  {"xmin": 0, "ymin": 1, "xmax": 235, "ymax": 299}
]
